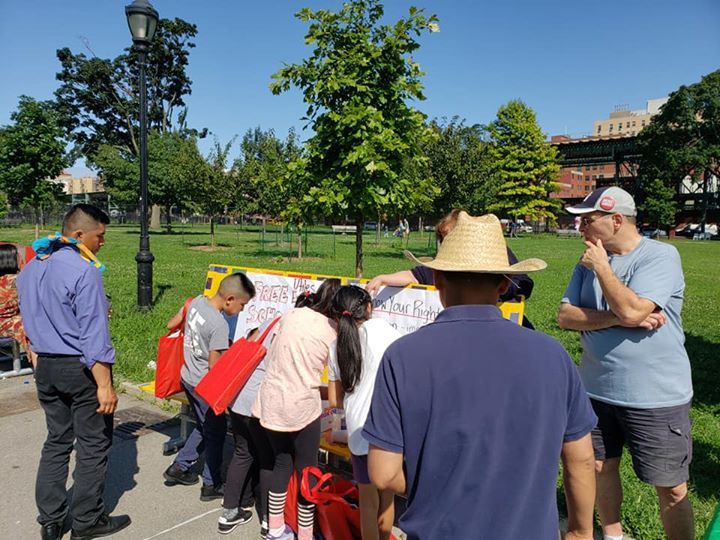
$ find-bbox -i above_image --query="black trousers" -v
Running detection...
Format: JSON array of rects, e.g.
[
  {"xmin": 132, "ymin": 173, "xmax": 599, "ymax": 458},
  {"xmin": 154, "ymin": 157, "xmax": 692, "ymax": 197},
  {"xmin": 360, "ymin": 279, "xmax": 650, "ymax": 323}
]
[
  {"xmin": 34, "ymin": 356, "xmax": 114, "ymax": 529},
  {"xmin": 265, "ymin": 417, "xmax": 321, "ymax": 500},
  {"xmin": 223, "ymin": 413, "xmax": 273, "ymax": 519}
]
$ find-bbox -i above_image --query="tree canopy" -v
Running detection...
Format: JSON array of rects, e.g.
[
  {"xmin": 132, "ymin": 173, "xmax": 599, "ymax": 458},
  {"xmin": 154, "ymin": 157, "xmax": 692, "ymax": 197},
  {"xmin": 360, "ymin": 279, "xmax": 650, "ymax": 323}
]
[
  {"xmin": 94, "ymin": 131, "xmax": 205, "ymax": 230},
  {"xmin": 0, "ymin": 96, "xmax": 69, "ymax": 234},
  {"xmin": 639, "ymin": 69, "xmax": 720, "ymax": 227},
  {"xmin": 423, "ymin": 117, "xmax": 497, "ymax": 217},
  {"xmin": 487, "ymin": 100, "xmax": 561, "ymax": 223},
  {"xmin": 54, "ymin": 17, "xmax": 199, "ymax": 162},
  {"xmin": 270, "ymin": 0, "xmax": 439, "ymax": 276},
  {"xmin": 235, "ymin": 127, "xmax": 302, "ymax": 220}
]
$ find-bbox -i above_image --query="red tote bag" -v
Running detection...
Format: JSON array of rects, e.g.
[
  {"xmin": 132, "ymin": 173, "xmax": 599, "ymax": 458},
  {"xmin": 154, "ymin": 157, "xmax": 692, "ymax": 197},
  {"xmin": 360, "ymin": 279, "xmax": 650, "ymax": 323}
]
[
  {"xmin": 154, "ymin": 297, "xmax": 193, "ymax": 398},
  {"xmin": 195, "ymin": 317, "xmax": 280, "ymax": 416},
  {"xmin": 301, "ymin": 467, "xmax": 361, "ymax": 540}
]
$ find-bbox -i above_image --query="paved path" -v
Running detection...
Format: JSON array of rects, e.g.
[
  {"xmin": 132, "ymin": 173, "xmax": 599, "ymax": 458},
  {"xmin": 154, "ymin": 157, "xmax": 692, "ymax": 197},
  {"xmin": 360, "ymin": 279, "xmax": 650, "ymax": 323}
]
[
  {"xmin": 0, "ymin": 375, "xmax": 260, "ymax": 540},
  {"xmin": 1, "ymin": 374, "xmax": 615, "ymax": 540}
]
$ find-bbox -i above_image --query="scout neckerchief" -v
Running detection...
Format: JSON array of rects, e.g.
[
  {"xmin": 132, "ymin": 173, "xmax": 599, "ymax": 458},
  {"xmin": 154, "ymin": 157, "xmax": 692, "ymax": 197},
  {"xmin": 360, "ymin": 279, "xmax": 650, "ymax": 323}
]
[{"xmin": 32, "ymin": 233, "xmax": 106, "ymax": 273}]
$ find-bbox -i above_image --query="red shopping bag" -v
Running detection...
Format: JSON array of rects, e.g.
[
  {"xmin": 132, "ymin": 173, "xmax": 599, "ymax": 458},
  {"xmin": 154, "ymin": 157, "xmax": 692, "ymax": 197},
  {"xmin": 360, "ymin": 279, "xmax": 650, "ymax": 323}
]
[
  {"xmin": 301, "ymin": 467, "xmax": 362, "ymax": 540},
  {"xmin": 154, "ymin": 297, "xmax": 193, "ymax": 398},
  {"xmin": 195, "ymin": 317, "xmax": 280, "ymax": 416}
]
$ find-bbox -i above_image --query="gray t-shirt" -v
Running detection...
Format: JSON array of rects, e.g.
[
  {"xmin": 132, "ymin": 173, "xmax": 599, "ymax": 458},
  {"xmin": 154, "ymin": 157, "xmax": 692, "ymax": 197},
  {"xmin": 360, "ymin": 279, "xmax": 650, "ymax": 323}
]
[
  {"xmin": 180, "ymin": 295, "xmax": 229, "ymax": 387},
  {"xmin": 561, "ymin": 238, "xmax": 693, "ymax": 408},
  {"xmin": 230, "ymin": 318, "xmax": 279, "ymax": 416}
]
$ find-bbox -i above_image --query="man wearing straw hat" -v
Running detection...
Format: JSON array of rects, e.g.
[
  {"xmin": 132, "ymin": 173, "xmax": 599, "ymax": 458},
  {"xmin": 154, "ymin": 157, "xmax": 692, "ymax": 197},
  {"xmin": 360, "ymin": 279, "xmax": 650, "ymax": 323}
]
[
  {"xmin": 363, "ymin": 212, "xmax": 597, "ymax": 540},
  {"xmin": 559, "ymin": 186, "xmax": 694, "ymax": 540}
]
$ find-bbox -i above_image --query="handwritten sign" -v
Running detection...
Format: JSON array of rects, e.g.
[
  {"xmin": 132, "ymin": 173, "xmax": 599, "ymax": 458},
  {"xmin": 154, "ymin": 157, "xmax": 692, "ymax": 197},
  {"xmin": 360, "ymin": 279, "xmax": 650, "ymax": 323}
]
[{"xmin": 203, "ymin": 264, "xmax": 524, "ymax": 341}]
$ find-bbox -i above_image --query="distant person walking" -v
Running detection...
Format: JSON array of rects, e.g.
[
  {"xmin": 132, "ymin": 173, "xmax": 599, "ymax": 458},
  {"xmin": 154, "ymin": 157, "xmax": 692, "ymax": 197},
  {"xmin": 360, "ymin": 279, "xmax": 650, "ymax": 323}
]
[
  {"xmin": 559, "ymin": 187, "xmax": 694, "ymax": 540},
  {"xmin": 17, "ymin": 204, "xmax": 130, "ymax": 540}
]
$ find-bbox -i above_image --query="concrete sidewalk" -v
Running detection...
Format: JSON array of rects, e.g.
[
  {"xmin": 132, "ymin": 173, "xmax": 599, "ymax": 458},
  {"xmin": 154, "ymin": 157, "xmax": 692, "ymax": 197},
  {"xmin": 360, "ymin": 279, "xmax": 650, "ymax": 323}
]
[
  {"xmin": 0, "ymin": 375, "xmax": 260, "ymax": 540},
  {"xmin": 1, "ymin": 374, "xmax": 611, "ymax": 540}
]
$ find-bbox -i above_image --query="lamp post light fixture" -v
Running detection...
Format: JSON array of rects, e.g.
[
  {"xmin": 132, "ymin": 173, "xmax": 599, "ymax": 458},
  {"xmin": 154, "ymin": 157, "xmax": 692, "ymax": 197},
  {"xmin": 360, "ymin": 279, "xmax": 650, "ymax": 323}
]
[{"xmin": 125, "ymin": 0, "xmax": 158, "ymax": 311}]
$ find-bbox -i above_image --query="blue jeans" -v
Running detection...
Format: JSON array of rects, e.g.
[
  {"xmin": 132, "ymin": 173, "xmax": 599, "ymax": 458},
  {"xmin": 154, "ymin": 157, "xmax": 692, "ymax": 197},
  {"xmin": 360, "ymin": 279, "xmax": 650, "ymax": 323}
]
[{"xmin": 174, "ymin": 381, "xmax": 227, "ymax": 487}]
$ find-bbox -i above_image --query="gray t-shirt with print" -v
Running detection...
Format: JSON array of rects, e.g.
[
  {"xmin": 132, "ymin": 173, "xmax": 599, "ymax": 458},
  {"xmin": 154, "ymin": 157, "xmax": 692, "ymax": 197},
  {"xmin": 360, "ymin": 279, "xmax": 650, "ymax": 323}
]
[{"xmin": 180, "ymin": 295, "xmax": 229, "ymax": 387}]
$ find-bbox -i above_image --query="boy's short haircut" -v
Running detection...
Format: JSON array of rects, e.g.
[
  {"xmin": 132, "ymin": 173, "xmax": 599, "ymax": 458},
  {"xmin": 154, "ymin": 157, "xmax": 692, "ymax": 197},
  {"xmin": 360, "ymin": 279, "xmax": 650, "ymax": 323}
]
[
  {"xmin": 217, "ymin": 272, "xmax": 256, "ymax": 299},
  {"xmin": 62, "ymin": 204, "xmax": 110, "ymax": 235}
]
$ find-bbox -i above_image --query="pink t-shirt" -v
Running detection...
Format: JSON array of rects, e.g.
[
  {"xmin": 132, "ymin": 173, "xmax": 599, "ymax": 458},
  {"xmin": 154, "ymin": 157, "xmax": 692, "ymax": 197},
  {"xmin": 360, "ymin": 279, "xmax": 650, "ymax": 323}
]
[{"xmin": 252, "ymin": 307, "xmax": 337, "ymax": 432}]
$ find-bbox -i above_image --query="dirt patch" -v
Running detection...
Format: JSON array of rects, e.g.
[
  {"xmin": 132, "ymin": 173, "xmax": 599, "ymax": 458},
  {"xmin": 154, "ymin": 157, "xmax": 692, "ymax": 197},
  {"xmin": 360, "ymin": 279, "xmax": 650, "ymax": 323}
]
[{"xmin": 188, "ymin": 245, "xmax": 232, "ymax": 252}]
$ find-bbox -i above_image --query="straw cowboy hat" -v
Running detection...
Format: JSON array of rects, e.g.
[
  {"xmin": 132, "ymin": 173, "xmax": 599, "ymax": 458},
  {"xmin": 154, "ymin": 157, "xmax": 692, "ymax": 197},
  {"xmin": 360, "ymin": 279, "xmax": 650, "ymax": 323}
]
[{"xmin": 404, "ymin": 212, "xmax": 546, "ymax": 274}]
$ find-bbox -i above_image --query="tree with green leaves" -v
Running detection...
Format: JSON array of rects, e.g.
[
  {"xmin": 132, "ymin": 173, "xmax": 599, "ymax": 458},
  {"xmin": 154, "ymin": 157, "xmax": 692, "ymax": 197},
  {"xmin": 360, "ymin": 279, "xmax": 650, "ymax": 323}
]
[
  {"xmin": 196, "ymin": 139, "xmax": 239, "ymax": 248},
  {"xmin": 55, "ymin": 17, "xmax": 199, "ymax": 162},
  {"xmin": 270, "ymin": 0, "xmax": 439, "ymax": 276},
  {"xmin": 0, "ymin": 192, "xmax": 8, "ymax": 219},
  {"xmin": 94, "ymin": 132, "xmax": 205, "ymax": 231},
  {"xmin": 235, "ymin": 127, "xmax": 302, "ymax": 221},
  {"xmin": 0, "ymin": 96, "xmax": 69, "ymax": 237},
  {"xmin": 639, "ymin": 69, "xmax": 720, "ymax": 230},
  {"xmin": 423, "ymin": 117, "xmax": 497, "ymax": 217},
  {"xmin": 487, "ymin": 100, "xmax": 561, "ymax": 224}
]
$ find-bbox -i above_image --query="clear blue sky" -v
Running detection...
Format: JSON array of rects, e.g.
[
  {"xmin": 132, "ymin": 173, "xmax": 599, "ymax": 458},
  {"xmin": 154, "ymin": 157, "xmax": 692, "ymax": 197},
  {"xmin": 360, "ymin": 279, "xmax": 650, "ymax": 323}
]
[{"xmin": 1, "ymin": 0, "xmax": 718, "ymax": 175}]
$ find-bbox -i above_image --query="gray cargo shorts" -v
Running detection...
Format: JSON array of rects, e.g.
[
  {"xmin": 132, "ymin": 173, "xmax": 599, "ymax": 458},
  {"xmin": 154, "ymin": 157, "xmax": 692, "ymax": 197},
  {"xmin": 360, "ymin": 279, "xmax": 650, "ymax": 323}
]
[{"xmin": 590, "ymin": 398, "xmax": 692, "ymax": 487}]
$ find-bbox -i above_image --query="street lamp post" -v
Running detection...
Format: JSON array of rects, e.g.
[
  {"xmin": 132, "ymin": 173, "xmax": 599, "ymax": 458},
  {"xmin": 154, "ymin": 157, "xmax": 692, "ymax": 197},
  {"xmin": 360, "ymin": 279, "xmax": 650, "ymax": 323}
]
[{"xmin": 125, "ymin": 0, "xmax": 158, "ymax": 311}]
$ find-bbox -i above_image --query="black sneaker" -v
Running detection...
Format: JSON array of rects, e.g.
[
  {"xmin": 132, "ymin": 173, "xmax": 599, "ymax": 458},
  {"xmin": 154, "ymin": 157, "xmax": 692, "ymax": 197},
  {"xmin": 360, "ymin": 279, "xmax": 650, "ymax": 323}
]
[
  {"xmin": 200, "ymin": 483, "xmax": 224, "ymax": 501},
  {"xmin": 41, "ymin": 522, "xmax": 62, "ymax": 540},
  {"xmin": 217, "ymin": 507, "xmax": 253, "ymax": 534},
  {"xmin": 163, "ymin": 463, "xmax": 199, "ymax": 486},
  {"xmin": 70, "ymin": 514, "xmax": 131, "ymax": 540}
]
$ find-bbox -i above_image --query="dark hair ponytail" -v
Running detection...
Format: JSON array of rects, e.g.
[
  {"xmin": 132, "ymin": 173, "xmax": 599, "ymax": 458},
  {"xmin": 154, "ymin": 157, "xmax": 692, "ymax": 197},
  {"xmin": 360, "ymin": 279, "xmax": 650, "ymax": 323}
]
[
  {"xmin": 295, "ymin": 290, "xmax": 317, "ymax": 308},
  {"xmin": 312, "ymin": 278, "xmax": 341, "ymax": 317},
  {"xmin": 332, "ymin": 285, "xmax": 372, "ymax": 393}
]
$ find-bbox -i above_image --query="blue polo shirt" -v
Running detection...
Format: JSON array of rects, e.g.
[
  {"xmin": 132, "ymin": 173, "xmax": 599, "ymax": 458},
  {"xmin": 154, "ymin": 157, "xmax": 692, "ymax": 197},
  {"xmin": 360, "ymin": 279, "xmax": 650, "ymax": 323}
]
[{"xmin": 363, "ymin": 304, "xmax": 596, "ymax": 540}]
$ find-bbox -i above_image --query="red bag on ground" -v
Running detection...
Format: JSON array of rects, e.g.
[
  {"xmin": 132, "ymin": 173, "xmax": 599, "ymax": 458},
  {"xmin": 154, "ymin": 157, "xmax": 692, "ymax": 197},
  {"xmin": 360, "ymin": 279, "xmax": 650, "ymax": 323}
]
[
  {"xmin": 195, "ymin": 317, "xmax": 280, "ymax": 416},
  {"xmin": 154, "ymin": 297, "xmax": 193, "ymax": 398},
  {"xmin": 301, "ymin": 467, "xmax": 362, "ymax": 540}
]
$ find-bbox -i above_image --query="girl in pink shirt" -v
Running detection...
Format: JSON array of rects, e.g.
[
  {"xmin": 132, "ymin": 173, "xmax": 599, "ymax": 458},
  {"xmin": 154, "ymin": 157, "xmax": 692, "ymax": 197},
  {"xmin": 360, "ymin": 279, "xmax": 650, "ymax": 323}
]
[{"xmin": 252, "ymin": 279, "xmax": 340, "ymax": 540}]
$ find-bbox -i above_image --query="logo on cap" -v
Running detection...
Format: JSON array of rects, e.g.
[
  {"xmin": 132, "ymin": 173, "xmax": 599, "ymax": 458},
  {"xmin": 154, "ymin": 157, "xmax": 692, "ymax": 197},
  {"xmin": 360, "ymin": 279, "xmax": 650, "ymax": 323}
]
[{"xmin": 599, "ymin": 196, "xmax": 615, "ymax": 211}]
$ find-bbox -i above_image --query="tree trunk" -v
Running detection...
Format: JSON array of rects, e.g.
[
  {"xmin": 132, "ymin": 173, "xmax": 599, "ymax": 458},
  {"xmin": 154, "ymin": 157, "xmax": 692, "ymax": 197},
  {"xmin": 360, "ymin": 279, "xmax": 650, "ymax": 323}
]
[
  {"xmin": 376, "ymin": 211, "xmax": 381, "ymax": 245},
  {"xmin": 419, "ymin": 216, "xmax": 423, "ymax": 238},
  {"xmin": 297, "ymin": 229, "xmax": 303, "ymax": 259},
  {"xmin": 34, "ymin": 206, "xmax": 40, "ymax": 239},
  {"xmin": 210, "ymin": 217, "xmax": 216, "ymax": 248},
  {"xmin": 279, "ymin": 223, "xmax": 284, "ymax": 246},
  {"xmin": 165, "ymin": 205, "xmax": 173, "ymax": 233},
  {"xmin": 355, "ymin": 213, "xmax": 364, "ymax": 277},
  {"xmin": 150, "ymin": 204, "xmax": 161, "ymax": 230}
]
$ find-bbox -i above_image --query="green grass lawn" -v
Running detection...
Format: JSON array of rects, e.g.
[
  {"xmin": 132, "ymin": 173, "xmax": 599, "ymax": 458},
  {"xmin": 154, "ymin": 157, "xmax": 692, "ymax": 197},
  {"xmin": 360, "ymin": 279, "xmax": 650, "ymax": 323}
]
[{"xmin": 2, "ymin": 222, "xmax": 718, "ymax": 538}]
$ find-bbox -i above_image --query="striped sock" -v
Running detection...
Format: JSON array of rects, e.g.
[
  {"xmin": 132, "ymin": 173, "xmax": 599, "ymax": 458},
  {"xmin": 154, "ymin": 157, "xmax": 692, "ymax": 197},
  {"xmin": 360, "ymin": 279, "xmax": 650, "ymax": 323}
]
[
  {"xmin": 267, "ymin": 490, "xmax": 287, "ymax": 535},
  {"xmin": 297, "ymin": 502, "xmax": 315, "ymax": 540}
]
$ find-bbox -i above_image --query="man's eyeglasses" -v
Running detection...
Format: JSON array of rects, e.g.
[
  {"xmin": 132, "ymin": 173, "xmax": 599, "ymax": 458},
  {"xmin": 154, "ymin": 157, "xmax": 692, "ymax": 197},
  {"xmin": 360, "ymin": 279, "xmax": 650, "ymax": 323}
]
[{"xmin": 579, "ymin": 213, "xmax": 614, "ymax": 227}]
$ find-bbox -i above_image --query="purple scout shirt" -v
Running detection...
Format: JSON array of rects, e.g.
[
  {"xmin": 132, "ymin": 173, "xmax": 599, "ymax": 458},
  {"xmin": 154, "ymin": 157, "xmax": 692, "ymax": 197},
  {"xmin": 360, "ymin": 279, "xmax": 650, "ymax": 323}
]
[{"xmin": 17, "ymin": 245, "xmax": 115, "ymax": 369}]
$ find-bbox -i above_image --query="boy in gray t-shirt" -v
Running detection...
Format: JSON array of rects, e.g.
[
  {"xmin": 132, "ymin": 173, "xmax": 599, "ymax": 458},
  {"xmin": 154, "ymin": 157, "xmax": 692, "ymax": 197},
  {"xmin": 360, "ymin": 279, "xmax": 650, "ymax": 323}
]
[{"xmin": 163, "ymin": 273, "xmax": 256, "ymax": 502}]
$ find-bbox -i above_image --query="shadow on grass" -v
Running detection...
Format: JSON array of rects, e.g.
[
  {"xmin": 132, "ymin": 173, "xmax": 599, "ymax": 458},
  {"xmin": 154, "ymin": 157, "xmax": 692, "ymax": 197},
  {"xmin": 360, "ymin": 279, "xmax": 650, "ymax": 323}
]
[
  {"xmin": 686, "ymin": 333, "xmax": 720, "ymax": 410},
  {"xmin": 121, "ymin": 229, "xmax": 210, "ymax": 236},
  {"xmin": 690, "ymin": 438, "xmax": 720, "ymax": 501},
  {"xmin": 184, "ymin": 242, "xmax": 233, "ymax": 248},
  {"xmin": 153, "ymin": 284, "xmax": 172, "ymax": 305}
]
